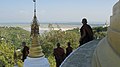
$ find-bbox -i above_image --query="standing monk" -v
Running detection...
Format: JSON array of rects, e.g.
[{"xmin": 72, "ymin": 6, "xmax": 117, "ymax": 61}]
[
  {"xmin": 66, "ymin": 42, "xmax": 73, "ymax": 57},
  {"xmin": 53, "ymin": 43, "xmax": 65, "ymax": 67},
  {"xmin": 22, "ymin": 42, "xmax": 29, "ymax": 62},
  {"xmin": 79, "ymin": 18, "xmax": 94, "ymax": 46}
]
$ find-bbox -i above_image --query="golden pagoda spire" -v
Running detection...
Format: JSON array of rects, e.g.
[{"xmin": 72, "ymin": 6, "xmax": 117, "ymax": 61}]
[{"xmin": 29, "ymin": 0, "xmax": 44, "ymax": 58}]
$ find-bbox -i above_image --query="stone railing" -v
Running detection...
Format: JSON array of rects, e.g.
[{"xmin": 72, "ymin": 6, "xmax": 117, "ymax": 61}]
[{"xmin": 60, "ymin": 40, "xmax": 100, "ymax": 67}]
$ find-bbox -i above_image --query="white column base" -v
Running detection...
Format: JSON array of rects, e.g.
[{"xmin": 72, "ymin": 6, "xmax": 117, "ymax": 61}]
[{"xmin": 23, "ymin": 57, "xmax": 50, "ymax": 67}]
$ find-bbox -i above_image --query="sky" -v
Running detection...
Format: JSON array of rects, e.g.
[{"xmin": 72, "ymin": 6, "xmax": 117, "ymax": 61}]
[{"xmin": 0, "ymin": 0, "xmax": 118, "ymax": 24}]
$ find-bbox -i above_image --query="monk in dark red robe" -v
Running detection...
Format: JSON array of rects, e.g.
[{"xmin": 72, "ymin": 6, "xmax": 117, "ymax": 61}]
[
  {"xmin": 53, "ymin": 43, "xmax": 65, "ymax": 67},
  {"xmin": 22, "ymin": 42, "xmax": 29, "ymax": 62},
  {"xmin": 79, "ymin": 18, "xmax": 94, "ymax": 46},
  {"xmin": 66, "ymin": 42, "xmax": 73, "ymax": 57}
]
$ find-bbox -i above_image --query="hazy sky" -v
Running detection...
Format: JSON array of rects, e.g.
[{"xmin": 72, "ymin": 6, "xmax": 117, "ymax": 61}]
[{"xmin": 0, "ymin": 0, "xmax": 118, "ymax": 23}]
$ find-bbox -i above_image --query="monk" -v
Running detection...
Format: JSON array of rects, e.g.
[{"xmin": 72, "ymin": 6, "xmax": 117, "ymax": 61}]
[
  {"xmin": 66, "ymin": 42, "xmax": 73, "ymax": 57},
  {"xmin": 22, "ymin": 42, "xmax": 29, "ymax": 62},
  {"xmin": 53, "ymin": 43, "xmax": 65, "ymax": 67},
  {"xmin": 79, "ymin": 18, "xmax": 93, "ymax": 46},
  {"xmin": 92, "ymin": 0, "xmax": 120, "ymax": 67}
]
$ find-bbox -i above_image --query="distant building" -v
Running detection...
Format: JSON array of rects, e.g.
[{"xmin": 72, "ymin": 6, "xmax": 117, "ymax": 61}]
[{"xmin": 103, "ymin": 21, "xmax": 109, "ymax": 28}]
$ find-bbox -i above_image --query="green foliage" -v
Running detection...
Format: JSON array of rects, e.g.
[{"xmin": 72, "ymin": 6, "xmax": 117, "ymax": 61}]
[
  {"xmin": 41, "ymin": 29, "xmax": 80, "ymax": 56},
  {"xmin": 0, "ymin": 41, "xmax": 14, "ymax": 67},
  {"xmin": 67, "ymin": 27, "xmax": 80, "ymax": 34},
  {"xmin": 40, "ymin": 28, "xmax": 80, "ymax": 67},
  {"xmin": 0, "ymin": 27, "xmax": 30, "ymax": 66},
  {"xmin": 92, "ymin": 26, "xmax": 108, "ymax": 39},
  {"xmin": 48, "ymin": 55, "xmax": 56, "ymax": 67},
  {"xmin": 92, "ymin": 26, "xmax": 108, "ymax": 32},
  {"xmin": 0, "ymin": 27, "xmax": 30, "ymax": 48}
]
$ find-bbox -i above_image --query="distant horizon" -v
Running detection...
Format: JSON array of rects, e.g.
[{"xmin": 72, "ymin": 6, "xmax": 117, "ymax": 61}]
[
  {"xmin": 0, "ymin": 22, "xmax": 105, "ymax": 31},
  {"xmin": 0, "ymin": 21, "xmax": 108, "ymax": 24}
]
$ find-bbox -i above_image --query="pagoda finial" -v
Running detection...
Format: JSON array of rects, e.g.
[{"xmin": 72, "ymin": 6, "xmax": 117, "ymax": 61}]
[{"xmin": 33, "ymin": 0, "xmax": 36, "ymax": 18}]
